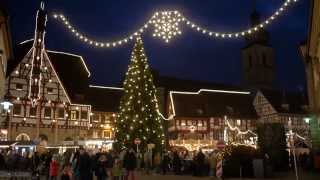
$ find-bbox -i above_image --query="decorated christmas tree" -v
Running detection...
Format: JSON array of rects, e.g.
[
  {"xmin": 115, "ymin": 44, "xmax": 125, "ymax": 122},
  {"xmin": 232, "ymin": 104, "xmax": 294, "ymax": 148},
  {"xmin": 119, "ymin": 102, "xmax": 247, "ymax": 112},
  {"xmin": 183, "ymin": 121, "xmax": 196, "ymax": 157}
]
[{"xmin": 114, "ymin": 36, "xmax": 164, "ymax": 151}]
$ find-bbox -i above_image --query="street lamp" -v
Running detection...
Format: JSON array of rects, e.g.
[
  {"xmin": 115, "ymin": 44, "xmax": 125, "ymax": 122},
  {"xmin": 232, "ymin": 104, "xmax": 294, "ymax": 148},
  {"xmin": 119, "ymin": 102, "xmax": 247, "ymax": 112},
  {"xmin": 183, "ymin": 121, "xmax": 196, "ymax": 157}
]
[
  {"xmin": 1, "ymin": 101, "xmax": 13, "ymax": 111},
  {"xmin": 1, "ymin": 101, "xmax": 13, "ymax": 141},
  {"xmin": 304, "ymin": 117, "xmax": 311, "ymax": 124}
]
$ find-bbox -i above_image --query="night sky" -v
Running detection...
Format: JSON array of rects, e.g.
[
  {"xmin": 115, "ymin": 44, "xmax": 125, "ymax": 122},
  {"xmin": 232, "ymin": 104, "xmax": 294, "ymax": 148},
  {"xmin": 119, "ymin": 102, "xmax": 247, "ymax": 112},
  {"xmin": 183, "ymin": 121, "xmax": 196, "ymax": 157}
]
[{"xmin": 4, "ymin": 0, "xmax": 309, "ymax": 90}]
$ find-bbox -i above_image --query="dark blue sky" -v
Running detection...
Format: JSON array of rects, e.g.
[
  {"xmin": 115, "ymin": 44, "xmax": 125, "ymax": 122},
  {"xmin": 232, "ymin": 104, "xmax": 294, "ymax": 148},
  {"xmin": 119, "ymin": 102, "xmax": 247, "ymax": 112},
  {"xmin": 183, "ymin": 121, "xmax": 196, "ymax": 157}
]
[{"xmin": 4, "ymin": 0, "xmax": 309, "ymax": 90}]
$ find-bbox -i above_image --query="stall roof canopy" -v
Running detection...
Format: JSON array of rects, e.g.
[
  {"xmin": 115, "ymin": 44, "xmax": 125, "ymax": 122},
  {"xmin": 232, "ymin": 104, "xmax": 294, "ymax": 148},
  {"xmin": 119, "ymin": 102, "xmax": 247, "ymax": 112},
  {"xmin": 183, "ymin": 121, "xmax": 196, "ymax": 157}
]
[{"xmin": 170, "ymin": 89, "xmax": 258, "ymax": 119}]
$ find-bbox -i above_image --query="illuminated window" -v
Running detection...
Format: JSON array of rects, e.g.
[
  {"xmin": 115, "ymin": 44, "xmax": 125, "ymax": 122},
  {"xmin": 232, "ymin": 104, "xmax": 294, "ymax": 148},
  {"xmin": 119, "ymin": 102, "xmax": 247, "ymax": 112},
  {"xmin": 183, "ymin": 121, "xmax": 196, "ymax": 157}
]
[
  {"xmin": 237, "ymin": 120, "xmax": 241, "ymax": 126},
  {"xmin": 44, "ymin": 107, "xmax": 51, "ymax": 118},
  {"xmin": 16, "ymin": 83, "xmax": 23, "ymax": 90},
  {"xmin": 181, "ymin": 120, "xmax": 186, "ymax": 126},
  {"xmin": 103, "ymin": 131, "xmax": 111, "ymax": 139},
  {"xmin": 29, "ymin": 106, "xmax": 37, "ymax": 117},
  {"xmin": 187, "ymin": 120, "xmax": 192, "ymax": 126},
  {"xmin": 93, "ymin": 131, "xmax": 98, "ymax": 138},
  {"xmin": 71, "ymin": 111, "xmax": 78, "ymax": 120},
  {"xmin": 13, "ymin": 104, "xmax": 22, "ymax": 116}
]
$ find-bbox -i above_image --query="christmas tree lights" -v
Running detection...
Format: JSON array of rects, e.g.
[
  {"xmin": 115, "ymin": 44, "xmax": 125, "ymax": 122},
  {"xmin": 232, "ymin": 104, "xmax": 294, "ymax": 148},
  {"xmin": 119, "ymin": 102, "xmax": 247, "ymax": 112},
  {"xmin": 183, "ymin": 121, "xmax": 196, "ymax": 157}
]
[
  {"xmin": 114, "ymin": 36, "xmax": 164, "ymax": 151},
  {"xmin": 53, "ymin": 0, "xmax": 298, "ymax": 48}
]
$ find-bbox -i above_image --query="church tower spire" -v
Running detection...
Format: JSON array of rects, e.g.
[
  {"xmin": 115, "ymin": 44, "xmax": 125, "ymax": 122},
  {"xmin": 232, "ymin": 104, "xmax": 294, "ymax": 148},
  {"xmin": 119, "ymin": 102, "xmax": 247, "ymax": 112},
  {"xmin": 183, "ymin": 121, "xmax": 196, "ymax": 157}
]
[
  {"xmin": 250, "ymin": 0, "xmax": 260, "ymax": 26},
  {"xmin": 28, "ymin": 1, "xmax": 47, "ymax": 104}
]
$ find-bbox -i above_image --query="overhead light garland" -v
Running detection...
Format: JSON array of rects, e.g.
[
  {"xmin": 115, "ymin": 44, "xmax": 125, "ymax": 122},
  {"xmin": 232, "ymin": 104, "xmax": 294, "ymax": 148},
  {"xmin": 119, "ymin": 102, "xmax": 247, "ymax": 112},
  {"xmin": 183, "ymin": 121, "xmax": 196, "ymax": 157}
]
[{"xmin": 52, "ymin": 0, "xmax": 298, "ymax": 48}]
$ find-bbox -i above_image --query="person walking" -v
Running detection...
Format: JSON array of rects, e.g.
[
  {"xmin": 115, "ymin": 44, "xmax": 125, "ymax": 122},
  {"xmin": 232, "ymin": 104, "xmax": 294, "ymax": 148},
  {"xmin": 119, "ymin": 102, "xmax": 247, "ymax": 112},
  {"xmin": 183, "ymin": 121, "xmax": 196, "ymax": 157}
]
[
  {"xmin": 0, "ymin": 151, "xmax": 6, "ymax": 170},
  {"xmin": 49, "ymin": 155, "xmax": 59, "ymax": 180},
  {"xmin": 71, "ymin": 151, "xmax": 80, "ymax": 180},
  {"xmin": 195, "ymin": 149, "xmax": 205, "ymax": 176},
  {"xmin": 172, "ymin": 151, "xmax": 181, "ymax": 175},
  {"xmin": 78, "ymin": 148, "xmax": 93, "ymax": 180},
  {"xmin": 112, "ymin": 158, "xmax": 123, "ymax": 180},
  {"xmin": 208, "ymin": 152, "xmax": 217, "ymax": 177},
  {"xmin": 95, "ymin": 154, "xmax": 108, "ymax": 180},
  {"xmin": 161, "ymin": 151, "xmax": 170, "ymax": 175},
  {"xmin": 123, "ymin": 149, "xmax": 137, "ymax": 180},
  {"xmin": 154, "ymin": 152, "xmax": 161, "ymax": 173},
  {"xmin": 61, "ymin": 163, "xmax": 72, "ymax": 180}
]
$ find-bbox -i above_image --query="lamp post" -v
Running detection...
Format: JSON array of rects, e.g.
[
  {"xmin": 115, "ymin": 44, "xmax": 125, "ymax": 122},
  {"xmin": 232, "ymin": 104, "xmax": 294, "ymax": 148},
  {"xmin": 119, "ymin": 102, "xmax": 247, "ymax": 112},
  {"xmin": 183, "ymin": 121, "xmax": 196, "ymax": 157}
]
[
  {"xmin": 1, "ymin": 101, "xmax": 13, "ymax": 141},
  {"xmin": 288, "ymin": 118, "xmax": 298, "ymax": 180},
  {"xmin": 74, "ymin": 121, "xmax": 79, "ymax": 145}
]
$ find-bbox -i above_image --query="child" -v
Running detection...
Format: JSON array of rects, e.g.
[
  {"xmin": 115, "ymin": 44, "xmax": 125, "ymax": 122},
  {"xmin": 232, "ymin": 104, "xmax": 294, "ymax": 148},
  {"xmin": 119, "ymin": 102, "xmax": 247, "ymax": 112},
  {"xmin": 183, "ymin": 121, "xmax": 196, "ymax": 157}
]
[
  {"xmin": 49, "ymin": 155, "xmax": 59, "ymax": 180},
  {"xmin": 112, "ymin": 158, "xmax": 123, "ymax": 180}
]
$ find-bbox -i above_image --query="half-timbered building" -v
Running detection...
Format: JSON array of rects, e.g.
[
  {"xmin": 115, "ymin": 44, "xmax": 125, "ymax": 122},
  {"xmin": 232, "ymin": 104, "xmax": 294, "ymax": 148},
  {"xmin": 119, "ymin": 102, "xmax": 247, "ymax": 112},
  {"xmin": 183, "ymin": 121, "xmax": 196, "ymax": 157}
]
[
  {"xmin": 1, "ymin": 4, "xmax": 92, "ymax": 144},
  {"xmin": 167, "ymin": 89, "xmax": 258, "ymax": 150},
  {"xmin": 253, "ymin": 89, "xmax": 310, "ymax": 144}
]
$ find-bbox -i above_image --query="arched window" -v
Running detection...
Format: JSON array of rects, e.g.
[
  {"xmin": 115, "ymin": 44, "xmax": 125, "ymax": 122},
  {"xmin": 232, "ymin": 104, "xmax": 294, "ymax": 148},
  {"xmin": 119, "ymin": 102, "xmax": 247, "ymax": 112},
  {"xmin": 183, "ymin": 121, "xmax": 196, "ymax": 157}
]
[{"xmin": 16, "ymin": 133, "xmax": 30, "ymax": 141}]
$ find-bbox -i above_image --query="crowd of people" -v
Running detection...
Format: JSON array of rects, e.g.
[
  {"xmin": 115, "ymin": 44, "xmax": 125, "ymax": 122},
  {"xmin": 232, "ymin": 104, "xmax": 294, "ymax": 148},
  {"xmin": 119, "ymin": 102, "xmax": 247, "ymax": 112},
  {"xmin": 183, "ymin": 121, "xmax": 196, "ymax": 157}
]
[
  {"xmin": 0, "ymin": 147, "xmax": 315, "ymax": 179},
  {"xmin": 0, "ymin": 147, "xmax": 221, "ymax": 179}
]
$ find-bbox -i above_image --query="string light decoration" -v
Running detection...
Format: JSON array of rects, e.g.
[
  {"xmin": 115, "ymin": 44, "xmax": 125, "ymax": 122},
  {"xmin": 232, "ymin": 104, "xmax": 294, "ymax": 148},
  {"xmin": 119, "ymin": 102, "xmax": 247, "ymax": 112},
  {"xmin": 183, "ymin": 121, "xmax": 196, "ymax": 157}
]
[
  {"xmin": 150, "ymin": 11, "xmax": 182, "ymax": 43},
  {"xmin": 225, "ymin": 116, "xmax": 257, "ymax": 136},
  {"xmin": 28, "ymin": 3, "xmax": 47, "ymax": 106},
  {"xmin": 224, "ymin": 116, "xmax": 258, "ymax": 148},
  {"xmin": 53, "ymin": 0, "xmax": 298, "ymax": 48}
]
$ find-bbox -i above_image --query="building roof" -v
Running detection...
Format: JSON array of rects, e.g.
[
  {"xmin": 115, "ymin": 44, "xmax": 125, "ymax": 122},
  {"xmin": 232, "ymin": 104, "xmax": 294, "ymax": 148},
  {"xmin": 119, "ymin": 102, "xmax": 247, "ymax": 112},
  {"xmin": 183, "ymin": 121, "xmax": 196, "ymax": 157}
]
[
  {"xmin": 153, "ymin": 73, "xmax": 247, "ymax": 92},
  {"xmin": 170, "ymin": 89, "xmax": 258, "ymax": 119},
  {"xmin": 260, "ymin": 89, "xmax": 309, "ymax": 115},
  {"xmin": 85, "ymin": 85, "xmax": 123, "ymax": 112},
  {"xmin": 8, "ymin": 40, "xmax": 90, "ymax": 104},
  {"xmin": 47, "ymin": 51, "xmax": 90, "ymax": 104}
]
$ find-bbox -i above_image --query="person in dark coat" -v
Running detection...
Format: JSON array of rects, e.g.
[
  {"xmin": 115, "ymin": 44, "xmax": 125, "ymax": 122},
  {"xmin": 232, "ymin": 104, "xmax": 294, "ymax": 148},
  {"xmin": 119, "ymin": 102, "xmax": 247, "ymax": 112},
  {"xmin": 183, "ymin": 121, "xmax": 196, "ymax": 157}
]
[
  {"xmin": 78, "ymin": 148, "xmax": 93, "ymax": 180},
  {"xmin": 123, "ymin": 149, "xmax": 137, "ymax": 180},
  {"xmin": 95, "ymin": 154, "xmax": 108, "ymax": 180},
  {"xmin": 0, "ymin": 151, "xmax": 6, "ymax": 170},
  {"xmin": 172, "ymin": 151, "xmax": 181, "ymax": 175},
  {"xmin": 161, "ymin": 151, "xmax": 170, "ymax": 175},
  {"xmin": 61, "ymin": 163, "xmax": 72, "ymax": 180},
  {"xmin": 195, "ymin": 150, "xmax": 205, "ymax": 176}
]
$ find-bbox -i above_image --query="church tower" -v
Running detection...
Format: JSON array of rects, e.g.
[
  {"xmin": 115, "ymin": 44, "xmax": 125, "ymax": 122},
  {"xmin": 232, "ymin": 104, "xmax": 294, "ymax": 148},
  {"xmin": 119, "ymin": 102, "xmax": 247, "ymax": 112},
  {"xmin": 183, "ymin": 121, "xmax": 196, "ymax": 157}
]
[{"xmin": 242, "ymin": 3, "xmax": 275, "ymax": 89}]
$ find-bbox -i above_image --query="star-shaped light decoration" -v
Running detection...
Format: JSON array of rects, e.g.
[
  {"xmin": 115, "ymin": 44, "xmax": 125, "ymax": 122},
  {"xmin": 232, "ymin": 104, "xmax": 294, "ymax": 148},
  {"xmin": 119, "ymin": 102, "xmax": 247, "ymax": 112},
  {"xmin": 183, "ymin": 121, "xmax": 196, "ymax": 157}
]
[{"xmin": 150, "ymin": 11, "xmax": 183, "ymax": 43}]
